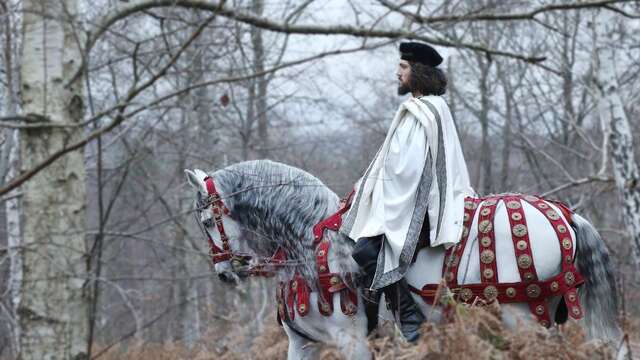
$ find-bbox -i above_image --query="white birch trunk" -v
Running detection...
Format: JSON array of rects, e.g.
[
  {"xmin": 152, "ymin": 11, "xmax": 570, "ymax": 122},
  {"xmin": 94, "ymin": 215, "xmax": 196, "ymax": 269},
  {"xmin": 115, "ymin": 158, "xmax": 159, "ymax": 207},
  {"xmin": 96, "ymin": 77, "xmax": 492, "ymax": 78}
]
[
  {"xmin": 2, "ymin": 2, "xmax": 22, "ymax": 355},
  {"xmin": 6, "ymin": 128, "xmax": 22, "ymax": 356},
  {"xmin": 594, "ymin": 11, "xmax": 640, "ymax": 266},
  {"xmin": 17, "ymin": 0, "xmax": 89, "ymax": 358}
]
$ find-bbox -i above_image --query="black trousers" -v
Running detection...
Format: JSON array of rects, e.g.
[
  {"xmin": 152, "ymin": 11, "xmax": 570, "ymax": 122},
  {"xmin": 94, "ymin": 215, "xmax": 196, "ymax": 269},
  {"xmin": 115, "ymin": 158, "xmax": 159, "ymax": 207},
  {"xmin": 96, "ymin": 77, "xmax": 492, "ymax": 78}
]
[
  {"xmin": 351, "ymin": 235, "xmax": 383, "ymax": 288},
  {"xmin": 351, "ymin": 213, "xmax": 430, "ymax": 285}
]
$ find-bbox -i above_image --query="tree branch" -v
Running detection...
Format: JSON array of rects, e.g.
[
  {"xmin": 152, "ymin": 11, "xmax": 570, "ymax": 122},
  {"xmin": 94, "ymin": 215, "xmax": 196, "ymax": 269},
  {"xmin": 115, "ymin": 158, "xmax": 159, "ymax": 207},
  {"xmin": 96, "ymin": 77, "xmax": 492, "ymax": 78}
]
[
  {"xmin": 76, "ymin": 0, "xmax": 545, "ymax": 85},
  {"xmin": 379, "ymin": 0, "xmax": 636, "ymax": 23},
  {"xmin": 0, "ymin": 12, "xmax": 217, "ymax": 196}
]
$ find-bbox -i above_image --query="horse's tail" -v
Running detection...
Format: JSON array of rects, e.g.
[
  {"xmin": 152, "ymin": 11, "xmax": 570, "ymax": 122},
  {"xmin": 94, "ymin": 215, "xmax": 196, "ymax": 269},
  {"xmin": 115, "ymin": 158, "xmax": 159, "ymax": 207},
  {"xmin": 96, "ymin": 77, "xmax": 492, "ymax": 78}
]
[{"xmin": 572, "ymin": 213, "xmax": 621, "ymax": 342}]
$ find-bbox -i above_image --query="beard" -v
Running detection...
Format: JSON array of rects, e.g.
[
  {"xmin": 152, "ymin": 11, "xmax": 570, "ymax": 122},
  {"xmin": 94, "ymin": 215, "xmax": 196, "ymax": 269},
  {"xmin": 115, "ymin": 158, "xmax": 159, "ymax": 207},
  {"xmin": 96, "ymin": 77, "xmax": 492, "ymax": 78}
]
[{"xmin": 397, "ymin": 82, "xmax": 411, "ymax": 95}]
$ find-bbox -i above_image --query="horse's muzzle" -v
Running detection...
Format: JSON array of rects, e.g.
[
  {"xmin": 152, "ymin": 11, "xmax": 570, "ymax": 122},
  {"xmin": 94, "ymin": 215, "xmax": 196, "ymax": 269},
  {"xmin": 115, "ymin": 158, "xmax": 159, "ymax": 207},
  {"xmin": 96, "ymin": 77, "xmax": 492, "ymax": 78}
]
[{"xmin": 218, "ymin": 272, "xmax": 238, "ymax": 285}]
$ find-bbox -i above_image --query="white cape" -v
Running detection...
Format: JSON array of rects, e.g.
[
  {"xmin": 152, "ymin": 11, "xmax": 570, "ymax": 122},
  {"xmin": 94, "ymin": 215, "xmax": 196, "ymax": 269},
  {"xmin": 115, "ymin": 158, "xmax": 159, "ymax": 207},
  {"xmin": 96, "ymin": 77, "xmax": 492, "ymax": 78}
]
[{"xmin": 340, "ymin": 96, "xmax": 474, "ymax": 289}]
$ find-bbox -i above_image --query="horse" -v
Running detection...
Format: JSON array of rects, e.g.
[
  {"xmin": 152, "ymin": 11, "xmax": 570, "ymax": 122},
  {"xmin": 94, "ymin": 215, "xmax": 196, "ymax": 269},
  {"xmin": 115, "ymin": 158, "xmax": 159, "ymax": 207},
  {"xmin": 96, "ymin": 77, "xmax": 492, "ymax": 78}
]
[{"xmin": 185, "ymin": 160, "xmax": 621, "ymax": 359}]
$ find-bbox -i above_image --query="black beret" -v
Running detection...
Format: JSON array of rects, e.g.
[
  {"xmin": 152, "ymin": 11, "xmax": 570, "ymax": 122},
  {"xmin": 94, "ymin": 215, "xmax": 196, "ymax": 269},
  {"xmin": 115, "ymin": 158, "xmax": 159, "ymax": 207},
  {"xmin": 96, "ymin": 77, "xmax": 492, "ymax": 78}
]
[{"xmin": 399, "ymin": 42, "xmax": 443, "ymax": 67}]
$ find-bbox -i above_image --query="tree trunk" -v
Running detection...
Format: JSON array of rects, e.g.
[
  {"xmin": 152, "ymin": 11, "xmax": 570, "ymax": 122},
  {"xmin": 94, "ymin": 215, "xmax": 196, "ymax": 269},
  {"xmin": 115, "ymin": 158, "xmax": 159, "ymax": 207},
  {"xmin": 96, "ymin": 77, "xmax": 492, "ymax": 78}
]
[
  {"xmin": 499, "ymin": 70, "xmax": 512, "ymax": 191},
  {"xmin": 594, "ymin": 11, "xmax": 640, "ymax": 267},
  {"xmin": 2, "ymin": 2, "xmax": 21, "ymax": 356},
  {"xmin": 17, "ymin": 1, "xmax": 89, "ymax": 358},
  {"xmin": 251, "ymin": 0, "xmax": 269, "ymax": 159},
  {"xmin": 477, "ymin": 56, "xmax": 493, "ymax": 195}
]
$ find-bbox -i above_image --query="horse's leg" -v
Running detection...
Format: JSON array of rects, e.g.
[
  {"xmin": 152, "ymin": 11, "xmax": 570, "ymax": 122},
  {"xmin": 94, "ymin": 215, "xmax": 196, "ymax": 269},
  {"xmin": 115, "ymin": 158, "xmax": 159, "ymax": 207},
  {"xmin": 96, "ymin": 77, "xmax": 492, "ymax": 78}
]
[
  {"xmin": 333, "ymin": 329, "xmax": 371, "ymax": 360},
  {"xmin": 283, "ymin": 323, "xmax": 319, "ymax": 360}
]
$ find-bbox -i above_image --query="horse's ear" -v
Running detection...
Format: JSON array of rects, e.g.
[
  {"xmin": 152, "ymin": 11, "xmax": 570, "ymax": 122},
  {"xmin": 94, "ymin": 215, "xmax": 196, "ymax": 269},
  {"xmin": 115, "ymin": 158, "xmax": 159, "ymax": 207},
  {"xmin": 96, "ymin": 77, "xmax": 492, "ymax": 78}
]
[{"xmin": 184, "ymin": 169, "xmax": 204, "ymax": 192}]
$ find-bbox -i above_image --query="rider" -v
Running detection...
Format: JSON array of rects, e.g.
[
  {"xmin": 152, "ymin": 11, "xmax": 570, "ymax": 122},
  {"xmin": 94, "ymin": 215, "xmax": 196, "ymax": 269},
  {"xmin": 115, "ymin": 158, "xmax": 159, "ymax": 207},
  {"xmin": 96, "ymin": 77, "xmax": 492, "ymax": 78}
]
[{"xmin": 340, "ymin": 41, "xmax": 475, "ymax": 342}]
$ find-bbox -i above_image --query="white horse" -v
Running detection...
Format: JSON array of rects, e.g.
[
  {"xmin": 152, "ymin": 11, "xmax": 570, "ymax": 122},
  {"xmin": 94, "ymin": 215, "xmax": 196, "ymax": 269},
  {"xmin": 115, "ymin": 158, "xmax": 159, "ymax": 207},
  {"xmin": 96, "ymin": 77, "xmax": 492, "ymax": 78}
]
[{"xmin": 185, "ymin": 160, "xmax": 621, "ymax": 359}]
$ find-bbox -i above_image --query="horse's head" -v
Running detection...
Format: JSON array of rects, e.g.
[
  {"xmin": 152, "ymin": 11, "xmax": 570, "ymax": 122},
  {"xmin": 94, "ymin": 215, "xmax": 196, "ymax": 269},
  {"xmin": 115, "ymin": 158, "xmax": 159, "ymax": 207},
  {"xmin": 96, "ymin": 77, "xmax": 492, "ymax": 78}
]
[
  {"xmin": 185, "ymin": 160, "xmax": 352, "ymax": 285},
  {"xmin": 185, "ymin": 168, "xmax": 249, "ymax": 285}
]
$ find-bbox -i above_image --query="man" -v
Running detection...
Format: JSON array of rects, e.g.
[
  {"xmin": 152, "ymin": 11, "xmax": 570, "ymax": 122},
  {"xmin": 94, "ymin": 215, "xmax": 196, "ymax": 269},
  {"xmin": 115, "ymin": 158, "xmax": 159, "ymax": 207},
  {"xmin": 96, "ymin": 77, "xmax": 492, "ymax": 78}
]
[{"xmin": 340, "ymin": 42, "xmax": 474, "ymax": 341}]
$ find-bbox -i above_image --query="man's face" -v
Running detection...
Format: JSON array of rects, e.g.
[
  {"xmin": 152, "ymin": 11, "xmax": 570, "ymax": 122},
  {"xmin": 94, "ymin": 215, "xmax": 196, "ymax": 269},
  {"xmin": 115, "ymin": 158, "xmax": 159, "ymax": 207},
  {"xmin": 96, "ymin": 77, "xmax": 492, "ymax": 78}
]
[{"xmin": 397, "ymin": 59, "xmax": 412, "ymax": 95}]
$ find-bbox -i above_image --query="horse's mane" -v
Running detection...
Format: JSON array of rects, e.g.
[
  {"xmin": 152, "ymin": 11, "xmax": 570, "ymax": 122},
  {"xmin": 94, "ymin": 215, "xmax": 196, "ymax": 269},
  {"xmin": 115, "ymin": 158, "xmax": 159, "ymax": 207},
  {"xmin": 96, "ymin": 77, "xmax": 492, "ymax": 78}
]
[{"xmin": 212, "ymin": 160, "xmax": 357, "ymax": 284}]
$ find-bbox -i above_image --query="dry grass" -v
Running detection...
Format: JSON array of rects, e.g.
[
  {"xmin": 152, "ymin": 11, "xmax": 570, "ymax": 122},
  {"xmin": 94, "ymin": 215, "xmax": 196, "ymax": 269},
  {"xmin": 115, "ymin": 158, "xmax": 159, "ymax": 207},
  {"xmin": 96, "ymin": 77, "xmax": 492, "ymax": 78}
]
[
  {"xmin": 366, "ymin": 303, "xmax": 614, "ymax": 360},
  {"xmin": 98, "ymin": 303, "xmax": 621, "ymax": 360}
]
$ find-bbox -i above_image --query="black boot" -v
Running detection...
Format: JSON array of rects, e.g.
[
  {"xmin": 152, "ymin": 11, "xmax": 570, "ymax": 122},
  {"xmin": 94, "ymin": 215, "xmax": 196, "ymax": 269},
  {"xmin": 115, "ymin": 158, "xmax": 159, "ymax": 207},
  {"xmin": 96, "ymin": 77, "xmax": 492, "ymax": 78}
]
[
  {"xmin": 384, "ymin": 279, "xmax": 426, "ymax": 342},
  {"xmin": 352, "ymin": 236, "xmax": 383, "ymax": 334}
]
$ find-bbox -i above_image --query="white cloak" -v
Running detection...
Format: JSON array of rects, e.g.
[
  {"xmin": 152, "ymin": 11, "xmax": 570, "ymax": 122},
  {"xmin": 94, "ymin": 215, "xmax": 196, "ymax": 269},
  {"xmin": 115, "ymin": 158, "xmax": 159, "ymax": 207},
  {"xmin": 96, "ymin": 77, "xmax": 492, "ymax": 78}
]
[{"xmin": 340, "ymin": 96, "xmax": 474, "ymax": 289}]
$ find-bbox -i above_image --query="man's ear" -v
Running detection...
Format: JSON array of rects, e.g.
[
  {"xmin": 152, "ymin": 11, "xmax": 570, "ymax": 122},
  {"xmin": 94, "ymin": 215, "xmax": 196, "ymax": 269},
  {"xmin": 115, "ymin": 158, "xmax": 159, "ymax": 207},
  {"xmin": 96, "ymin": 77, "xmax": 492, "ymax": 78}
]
[{"xmin": 184, "ymin": 169, "xmax": 205, "ymax": 192}]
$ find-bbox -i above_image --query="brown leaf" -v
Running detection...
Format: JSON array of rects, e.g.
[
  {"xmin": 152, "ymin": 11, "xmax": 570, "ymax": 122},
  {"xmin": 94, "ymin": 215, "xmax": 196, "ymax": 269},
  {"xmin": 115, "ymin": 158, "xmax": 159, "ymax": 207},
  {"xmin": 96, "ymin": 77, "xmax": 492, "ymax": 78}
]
[{"xmin": 220, "ymin": 94, "xmax": 230, "ymax": 107}]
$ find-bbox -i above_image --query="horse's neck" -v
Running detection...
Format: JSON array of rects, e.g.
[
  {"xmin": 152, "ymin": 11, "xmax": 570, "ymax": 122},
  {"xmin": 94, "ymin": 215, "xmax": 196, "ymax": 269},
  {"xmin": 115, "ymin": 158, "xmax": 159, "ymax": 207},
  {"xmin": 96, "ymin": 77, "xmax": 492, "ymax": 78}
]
[
  {"xmin": 243, "ymin": 202, "xmax": 357, "ymax": 282},
  {"xmin": 323, "ymin": 230, "xmax": 359, "ymax": 277}
]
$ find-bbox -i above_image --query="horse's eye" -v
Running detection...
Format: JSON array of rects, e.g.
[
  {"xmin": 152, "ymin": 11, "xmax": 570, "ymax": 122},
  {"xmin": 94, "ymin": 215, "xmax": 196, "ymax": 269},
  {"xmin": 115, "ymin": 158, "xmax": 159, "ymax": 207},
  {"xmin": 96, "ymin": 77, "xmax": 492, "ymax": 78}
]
[{"xmin": 203, "ymin": 218, "xmax": 214, "ymax": 228}]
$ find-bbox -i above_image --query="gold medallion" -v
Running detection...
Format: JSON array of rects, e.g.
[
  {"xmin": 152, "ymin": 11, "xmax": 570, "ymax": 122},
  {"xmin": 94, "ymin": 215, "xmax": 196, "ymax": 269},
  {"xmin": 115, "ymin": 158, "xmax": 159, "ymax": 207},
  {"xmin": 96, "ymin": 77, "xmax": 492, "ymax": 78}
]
[
  {"xmin": 483, "ymin": 285, "xmax": 498, "ymax": 301},
  {"xmin": 564, "ymin": 272, "xmax": 575, "ymax": 286},
  {"xmin": 572, "ymin": 307, "xmax": 581, "ymax": 316},
  {"xmin": 465, "ymin": 201, "xmax": 477, "ymax": 210},
  {"xmin": 460, "ymin": 288, "xmax": 473, "ymax": 302},
  {"xmin": 321, "ymin": 302, "xmax": 331, "ymax": 312},
  {"xmin": 480, "ymin": 250, "xmax": 495, "ymax": 264},
  {"xmin": 479, "ymin": 220, "xmax": 493, "ymax": 234},
  {"xmin": 512, "ymin": 224, "xmax": 528, "ymax": 237},
  {"xmin": 516, "ymin": 240, "xmax": 528, "ymax": 250},
  {"xmin": 506, "ymin": 200, "xmax": 522, "ymax": 209},
  {"xmin": 484, "ymin": 199, "xmax": 497, "ymax": 206},
  {"xmin": 483, "ymin": 268, "xmax": 494, "ymax": 279},
  {"xmin": 524, "ymin": 272, "xmax": 534, "ymax": 281},
  {"xmin": 518, "ymin": 254, "xmax": 532, "ymax": 269},
  {"xmin": 481, "ymin": 236, "xmax": 492, "ymax": 247},
  {"xmin": 526, "ymin": 284, "xmax": 541, "ymax": 298}
]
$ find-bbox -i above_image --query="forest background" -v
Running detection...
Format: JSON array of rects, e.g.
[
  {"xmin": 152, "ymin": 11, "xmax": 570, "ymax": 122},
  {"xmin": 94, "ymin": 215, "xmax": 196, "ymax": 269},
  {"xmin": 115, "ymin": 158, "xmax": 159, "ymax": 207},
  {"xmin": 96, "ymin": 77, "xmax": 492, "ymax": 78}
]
[{"xmin": 0, "ymin": 0, "xmax": 639, "ymax": 358}]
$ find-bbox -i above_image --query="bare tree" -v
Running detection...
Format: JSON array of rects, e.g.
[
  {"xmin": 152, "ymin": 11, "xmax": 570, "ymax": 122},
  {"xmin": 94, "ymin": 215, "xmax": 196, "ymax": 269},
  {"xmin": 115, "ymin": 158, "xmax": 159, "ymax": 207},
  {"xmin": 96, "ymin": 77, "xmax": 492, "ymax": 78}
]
[
  {"xmin": 593, "ymin": 9, "xmax": 640, "ymax": 267},
  {"xmin": 0, "ymin": 1, "xmax": 638, "ymax": 356},
  {"xmin": 16, "ymin": 0, "xmax": 89, "ymax": 358}
]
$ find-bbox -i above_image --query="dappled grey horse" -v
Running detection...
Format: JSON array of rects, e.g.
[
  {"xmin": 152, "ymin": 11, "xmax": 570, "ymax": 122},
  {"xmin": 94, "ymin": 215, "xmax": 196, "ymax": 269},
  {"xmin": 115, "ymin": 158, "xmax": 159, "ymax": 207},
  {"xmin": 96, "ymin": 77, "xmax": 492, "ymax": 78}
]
[{"xmin": 186, "ymin": 160, "xmax": 622, "ymax": 359}]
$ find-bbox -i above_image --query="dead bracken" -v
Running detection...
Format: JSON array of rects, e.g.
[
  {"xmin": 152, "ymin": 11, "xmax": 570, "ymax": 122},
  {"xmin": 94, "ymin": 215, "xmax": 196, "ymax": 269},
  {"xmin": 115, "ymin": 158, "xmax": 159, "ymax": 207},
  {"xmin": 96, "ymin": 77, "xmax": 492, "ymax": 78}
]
[{"xmin": 99, "ymin": 302, "xmax": 628, "ymax": 360}]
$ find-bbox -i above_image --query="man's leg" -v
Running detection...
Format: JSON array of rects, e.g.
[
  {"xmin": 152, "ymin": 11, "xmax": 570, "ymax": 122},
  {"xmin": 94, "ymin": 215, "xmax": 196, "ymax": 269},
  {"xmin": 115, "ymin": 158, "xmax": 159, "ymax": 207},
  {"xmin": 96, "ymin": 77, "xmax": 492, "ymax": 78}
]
[
  {"xmin": 352, "ymin": 235, "xmax": 425, "ymax": 342},
  {"xmin": 352, "ymin": 235, "xmax": 383, "ymax": 334},
  {"xmin": 383, "ymin": 279, "xmax": 426, "ymax": 342}
]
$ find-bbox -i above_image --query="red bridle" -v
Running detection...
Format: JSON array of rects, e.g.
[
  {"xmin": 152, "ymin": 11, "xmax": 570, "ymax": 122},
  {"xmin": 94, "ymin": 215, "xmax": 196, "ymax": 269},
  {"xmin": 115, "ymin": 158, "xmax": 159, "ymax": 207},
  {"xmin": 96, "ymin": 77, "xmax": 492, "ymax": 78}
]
[
  {"xmin": 201, "ymin": 176, "xmax": 286, "ymax": 276},
  {"xmin": 202, "ymin": 176, "xmax": 246, "ymax": 264}
]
